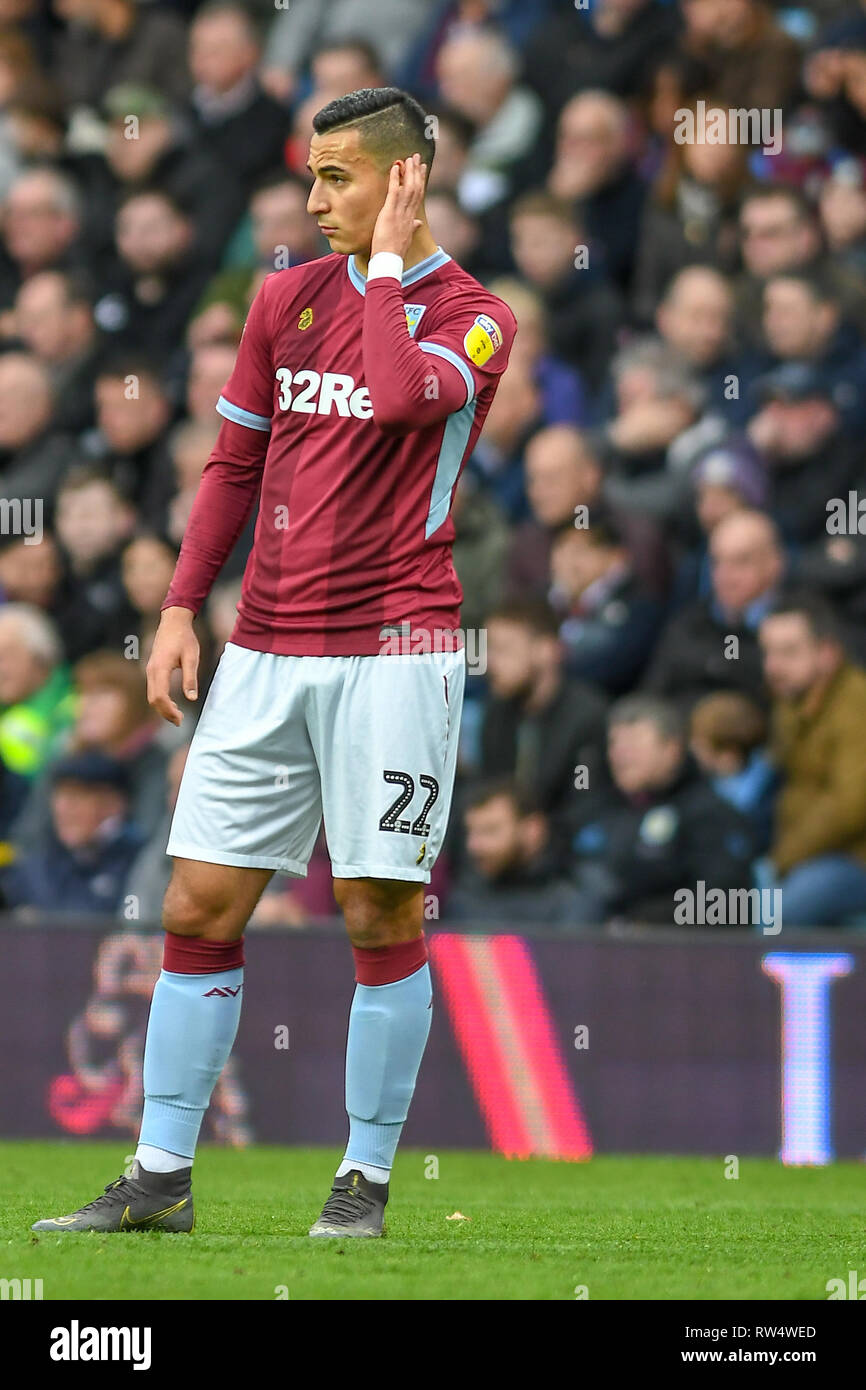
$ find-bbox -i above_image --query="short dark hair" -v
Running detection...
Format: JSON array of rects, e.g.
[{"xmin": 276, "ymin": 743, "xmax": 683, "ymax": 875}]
[
  {"xmin": 57, "ymin": 465, "xmax": 127, "ymax": 502},
  {"xmin": 464, "ymin": 776, "xmax": 539, "ymax": 819},
  {"xmin": 485, "ymin": 596, "xmax": 560, "ymax": 639},
  {"xmin": 192, "ymin": 0, "xmax": 263, "ymax": 43},
  {"xmin": 251, "ymin": 168, "xmax": 311, "ymax": 201},
  {"xmin": 551, "ymin": 513, "xmax": 627, "ymax": 551},
  {"xmin": 739, "ymin": 184, "xmax": 816, "ymax": 225},
  {"xmin": 510, "ymin": 190, "xmax": 579, "ymax": 230},
  {"xmin": 116, "ymin": 185, "xmax": 192, "ymax": 221},
  {"xmin": 311, "ymin": 36, "xmax": 383, "ymax": 79},
  {"xmin": 764, "ymin": 266, "xmax": 839, "ymax": 306},
  {"xmin": 609, "ymin": 694, "xmax": 686, "ymax": 743},
  {"xmin": 95, "ymin": 354, "xmax": 166, "ymax": 390},
  {"xmin": 312, "ymin": 86, "xmax": 435, "ymax": 179},
  {"xmin": 762, "ymin": 589, "xmax": 844, "ymax": 644},
  {"xmin": 425, "ymin": 104, "xmax": 475, "ymax": 152}
]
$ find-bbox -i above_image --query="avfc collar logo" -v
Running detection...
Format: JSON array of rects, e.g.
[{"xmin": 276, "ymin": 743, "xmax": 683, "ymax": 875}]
[
  {"xmin": 298, "ymin": 307, "xmax": 313, "ymax": 330},
  {"xmin": 404, "ymin": 303, "xmax": 428, "ymax": 337}
]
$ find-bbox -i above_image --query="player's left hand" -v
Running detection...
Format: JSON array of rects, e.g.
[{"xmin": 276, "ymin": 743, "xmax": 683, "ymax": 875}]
[{"xmin": 370, "ymin": 153, "xmax": 426, "ymax": 261}]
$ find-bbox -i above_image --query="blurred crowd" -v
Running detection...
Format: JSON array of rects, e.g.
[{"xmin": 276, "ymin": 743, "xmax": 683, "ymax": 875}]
[{"xmin": 1, "ymin": 0, "xmax": 866, "ymax": 929}]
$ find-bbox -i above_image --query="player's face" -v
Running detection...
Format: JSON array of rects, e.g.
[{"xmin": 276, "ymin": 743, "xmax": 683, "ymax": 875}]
[{"xmin": 306, "ymin": 129, "xmax": 391, "ymax": 256}]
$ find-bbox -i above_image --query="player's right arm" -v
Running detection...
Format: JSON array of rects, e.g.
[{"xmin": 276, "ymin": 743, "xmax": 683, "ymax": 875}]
[{"xmin": 147, "ymin": 279, "xmax": 275, "ymax": 725}]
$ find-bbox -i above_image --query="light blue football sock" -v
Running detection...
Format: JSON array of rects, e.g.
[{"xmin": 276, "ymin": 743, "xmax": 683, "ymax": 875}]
[
  {"xmin": 341, "ymin": 963, "xmax": 432, "ymax": 1179},
  {"xmin": 137, "ymin": 967, "xmax": 243, "ymax": 1162}
]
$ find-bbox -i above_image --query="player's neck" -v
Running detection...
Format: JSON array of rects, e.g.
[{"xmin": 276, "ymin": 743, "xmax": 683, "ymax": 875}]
[{"xmin": 354, "ymin": 227, "xmax": 438, "ymax": 280}]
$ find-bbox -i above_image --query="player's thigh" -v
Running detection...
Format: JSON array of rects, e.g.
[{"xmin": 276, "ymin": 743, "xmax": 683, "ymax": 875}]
[
  {"xmin": 163, "ymin": 856, "xmax": 274, "ymax": 941},
  {"xmin": 316, "ymin": 649, "xmax": 465, "ymax": 883}
]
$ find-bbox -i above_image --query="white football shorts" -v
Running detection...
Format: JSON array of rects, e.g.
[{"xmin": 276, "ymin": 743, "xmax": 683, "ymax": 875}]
[{"xmin": 167, "ymin": 642, "xmax": 465, "ymax": 882}]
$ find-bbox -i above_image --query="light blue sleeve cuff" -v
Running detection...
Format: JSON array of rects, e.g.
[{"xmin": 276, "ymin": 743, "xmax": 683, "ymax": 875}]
[{"xmin": 217, "ymin": 395, "xmax": 272, "ymax": 432}]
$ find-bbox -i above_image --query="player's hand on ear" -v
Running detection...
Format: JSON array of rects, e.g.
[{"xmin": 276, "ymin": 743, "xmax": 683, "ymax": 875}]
[
  {"xmin": 146, "ymin": 607, "xmax": 200, "ymax": 726},
  {"xmin": 370, "ymin": 152, "xmax": 426, "ymax": 261}
]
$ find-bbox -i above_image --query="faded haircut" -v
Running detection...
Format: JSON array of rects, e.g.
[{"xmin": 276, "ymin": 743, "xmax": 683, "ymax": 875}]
[{"xmin": 312, "ymin": 86, "xmax": 435, "ymax": 179}]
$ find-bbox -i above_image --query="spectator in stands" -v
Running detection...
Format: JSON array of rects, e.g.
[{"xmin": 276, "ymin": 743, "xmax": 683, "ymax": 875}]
[
  {"xmin": 689, "ymin": 690, "xmax": 777, "ymax": 851},
  {"xmin": 509, "ymin": 191, "xmax": 624, "ymax": 392},
  {"xmin": 185, "ymin": 342, "xmax": 238, "ymax": 424},
  {"xmin": 425, "ymin": 188, "xmax": 486, "ymax": 282},
  {"xmin": 0, "ymin": 755, "xmax": 28, "ymax": 837},
  {"xmin": 190, "ymin": 173, "xmax": 323, "ymax": 348},
  {"xmin": 0, "ymin": 603, "xmax": 73, "ymax": 781},
  {"xmin": 0, "ymin": 352, "xmax": 74, "ymax": 507},
  {"xmin": 758, "ymin": 269, "xmax": 866, "ymax": 431},
  {"xmin": 760, "ymin": 592, "xmax": 866, "ymax": 925},
  {"xmin": 735, "ymin": 185, "xmax": 866, "ymax": 347},
  {"xmin": 632, "ymin": 101, "xmax": 748, "ymax": 324},
  {"xmin": 568, "ymin": 694, "xmax": 756, "ymax": 924},
  {"xmin": 82, "ymin": 82, "xmax": 245, "ymax": 270},
  {"xmin": 654, "ymin": 265, "xmax": 741, "ymax": 418},
  {"xmin": 164, "ymin": 418, "xmax": 220, "ymax": 547},
  {"xmin": 643, "ymin": 508, "xmax": 785, "ymax": 710},
  {"xmin": 102, "ymin": 189, "xmax": 202, "ymax": 359},
  {"xmin": 187, "ymin": 3, "xmax": 288, "ymax": 195},
  {"xmin": 548, "ymin": 516, "xmax": 663, "ymax": 693},
  {"xmin": 86, "ymin": 357, "xmax": 174, "ymax": 520},
  {"xmin": 804, "ymin": 30, "xmax": 866, "ymax": 156},
  {"xmin": 0, "ymin": 533, "xmax": 61, "ymax": 610},
  {"xmin": 468, "ymin": 355, "xmax": 541, "ymax": 522},
  {"xmin": 13, "ymin": 646, "xmax": 168, "ymax": 845},
  {"xmin": 262, "ymin": 23, "xmax": 393, "ymax": 105},
  {"xmin": 123, "ymin": 742, "xmax": 188, "ymax": 924},
  {"xmin": 2, "ymin": 749, "xmax": 143, "ymax": 914},
  {"xmin": 506, "ymin": 424, "xmax": 669, "ymax": 599},
  {"xmin": 678, "ymin": 0, "xmax": 801, "ymax": 112},
  {"xmin": 449, "ymin": 470, "xmax": 509, "ymax": 638},
  {"xmin": 51, "ymin": 469, "xmax": 136, "ymax": 662},
  {"xmin": 819, "ymin": 159, "xmax": 866, "ymax": 276},
  {"xmin": 447, "ymin": 777, "xmax": 586, "ymax": 926},
  {"xmin": 121, "ymin": 535, "xmax": 179, "ymax": 637},
  {"xmin": 435, "ymin": 29, "xmax": 544, "ymax": 214},
  {"xmin": 600, "ymin": 338, "xmax": 718, "ymax": 525},
  {"xmin": 746, "ymin": 363, "xmax": 859, "ymax": 545},
  {"xmin": 12, "ymin": 270, "xmax": 101, "ymax": 433},
  {"xmin": 523, "ymin": 0, "xmax": 677, "ymax": 112},
  {"xmin": 547, "ymin": 90, "xmax": 647, "ymax": 293},
  {"xmin": 478, "ymin": 597, "xmax": 608, "ymax": 843},
  {"xmin": 487, "ymin": 277, "xmax": 590, "ymax": 427},
  {"xmin": 672, "ymin": 435, "xmax": 769, "ymax": 605},
  {"xmin": 51, "ymin": 0, "xmax": 190, "ymax": 112},
  {"xmin": 0, "ymin": 167, "xmax": 84, "ymax": 308}
]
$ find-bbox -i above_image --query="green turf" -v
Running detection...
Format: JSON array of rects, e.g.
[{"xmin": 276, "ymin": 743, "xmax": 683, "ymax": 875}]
[{"xmin": 0, "ymin": 1142, "xmax": 862, "ymax": 1300}]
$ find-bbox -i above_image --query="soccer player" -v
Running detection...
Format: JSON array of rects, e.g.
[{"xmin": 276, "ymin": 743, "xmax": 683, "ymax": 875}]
[{"xmin": 32, "ymin": 88, "xmax": 516, "ymax": 1238}]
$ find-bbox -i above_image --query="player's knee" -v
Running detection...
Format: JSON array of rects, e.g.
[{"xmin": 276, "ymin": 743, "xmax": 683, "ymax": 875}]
[
  {"xmin": 335, "ymin": 878, "xmax": 423, "ymax": 947},
  {"xmin": 163, "ymin": 874, "xmax": 233, "ymax": 940}
]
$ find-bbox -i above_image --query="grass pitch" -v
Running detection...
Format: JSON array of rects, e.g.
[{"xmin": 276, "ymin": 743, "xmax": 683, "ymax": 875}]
[{"xmin": 1, "ymin": 1142, "xmax": 862, "ymax": 1300}]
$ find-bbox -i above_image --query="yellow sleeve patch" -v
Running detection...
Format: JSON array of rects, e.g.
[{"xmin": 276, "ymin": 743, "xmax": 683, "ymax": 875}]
[{"xmin": 463, "ymin": 313, "xmax": 503, "ymax": 368}]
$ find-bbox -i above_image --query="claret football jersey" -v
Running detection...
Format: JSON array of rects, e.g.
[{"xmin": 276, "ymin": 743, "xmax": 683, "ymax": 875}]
[{"xmin": 166, "ymin": 246, "xmax": 516, "ymax": 655}]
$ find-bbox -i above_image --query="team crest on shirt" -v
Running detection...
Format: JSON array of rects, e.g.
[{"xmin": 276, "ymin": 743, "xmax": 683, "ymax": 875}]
[
  {"xmin": 403, "ymin": 302, "xmax": 428, "ymax": 337},
  {"xmin": 463, "ymin": 313, "xmax": 502, "ymax": 367},
  {"xmin": 298, "ymin": 307, "xmax": 314, "ymax": 330}
]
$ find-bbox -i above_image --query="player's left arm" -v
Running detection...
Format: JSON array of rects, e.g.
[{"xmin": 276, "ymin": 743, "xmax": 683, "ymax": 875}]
[{"xmin": 362, "ymin": 156, "xmax": 516, "ymax": 434}]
